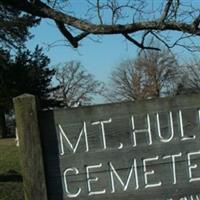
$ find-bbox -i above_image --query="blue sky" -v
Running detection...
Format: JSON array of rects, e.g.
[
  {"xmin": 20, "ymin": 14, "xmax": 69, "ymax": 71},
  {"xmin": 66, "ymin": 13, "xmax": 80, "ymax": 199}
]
[
  {"xmin": 27, "ymin": 20, "xmax": 139, "ymax": 84},
  {"xmin": 27, "ymin": 19, "xmax": 199, "ymax": 82},
  {"xmin": 26, "ymin": 20, "xmax": 140, "ymax": 103},
  {"xmin": 26, "ymin": 1, "xmax": 200, "ymax": 103}
]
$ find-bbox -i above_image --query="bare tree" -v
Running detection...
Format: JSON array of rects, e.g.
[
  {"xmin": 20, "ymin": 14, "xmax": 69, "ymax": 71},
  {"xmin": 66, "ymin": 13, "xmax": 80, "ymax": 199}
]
[
  {"xmin": 107, "ymin": 49, "xmax": 178, "ymax": 102},
  {"xmin": 54, "ymin": 61, "xmax": 104, "ymax": 107},
  {"xmin": 176, "ymin": 58, "xmax": 200, "ymax": 95},
  {"xmin": 1, "ymin": 0, "xmax": 200, "ymax": 51}
]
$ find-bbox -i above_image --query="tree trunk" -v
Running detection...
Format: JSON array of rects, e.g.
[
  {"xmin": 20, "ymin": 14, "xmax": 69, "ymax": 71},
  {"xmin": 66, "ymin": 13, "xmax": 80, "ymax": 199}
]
[{"xmin": 0, "ymin": 108, "xmax": 7, "ymax": 138}]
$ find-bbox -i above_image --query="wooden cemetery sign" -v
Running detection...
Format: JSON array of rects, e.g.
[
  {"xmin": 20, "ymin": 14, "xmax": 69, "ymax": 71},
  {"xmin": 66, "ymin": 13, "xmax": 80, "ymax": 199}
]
[{"xmin": 14, "ymin": 94, "xmax": 200, "ymax": 200}]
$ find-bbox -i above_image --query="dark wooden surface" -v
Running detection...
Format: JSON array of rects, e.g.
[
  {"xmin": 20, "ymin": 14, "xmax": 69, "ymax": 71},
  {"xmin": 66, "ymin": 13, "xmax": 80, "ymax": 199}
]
[
  {"xmin": 14, "ymin": 94, "xmax": 48, "ymax": 200},
  {"xmin": 39, "ymin": 94, "xmax": 200, "ymax": 200}
]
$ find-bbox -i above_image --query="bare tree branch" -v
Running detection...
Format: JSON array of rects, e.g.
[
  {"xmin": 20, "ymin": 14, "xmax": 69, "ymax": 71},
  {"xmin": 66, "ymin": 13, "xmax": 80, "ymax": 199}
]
[
  {"xmin": 106, "ymin": 47, "xmax": 178, "ymax": 102},
  {"xmin": 193, "ymin": 14, "xmax": 200, "ymax": 29},
  {"xmin": 122, "ymin": 33, "xmax": 160, "ymax": 51},
  {"xmin": 160, "ymin": 0, "xmax": 173, "ymax": 22},
  {"xmin": 177, "ymin": 58, "xmax": 200, "ymax": 95},
  {"xmin": 2, "ymin": 0, "xmax": 200, "ymax": 50},
  {"xmin": 96, "ymin": 0, "xmax": 103, "ymax": 24},
  {"xmin": 54, "ymin": 61, "xmax": 104, "ymax": 107},
  {"xmin": 55, "ymin": 20, "xmax": 78, "ymax": 48},
  {"xmin": 75, "ymin": 32, "xmax": 90, "ymax": 42},
  {"xmin": 2, "ymin": 1, "xmax": 200, "ymax": 33},
  {"xmin": 55, "ymin": 20, "xmax": 89, "ymax": 48}
]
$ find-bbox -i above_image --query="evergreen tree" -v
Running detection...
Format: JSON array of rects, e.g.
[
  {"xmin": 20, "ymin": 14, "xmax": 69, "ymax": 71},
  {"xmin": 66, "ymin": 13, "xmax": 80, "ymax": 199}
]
[
  {"xmin": 9, "ymin": 46, "xmax": 54, "ymax": 103},
  {"xmin": 0, "ymin": 3, "xmax": 39, "ymax": 138},
  {"xmin": 0, "ymin": 48, "xmax": 11, "ymax": 137},
  {"xmin": 0, "ymin": 46, "xmax": 55, "ymax": 137},
  {"xmin": 0, "ymin": 3, "xmax": 39, "ymax": 49}
]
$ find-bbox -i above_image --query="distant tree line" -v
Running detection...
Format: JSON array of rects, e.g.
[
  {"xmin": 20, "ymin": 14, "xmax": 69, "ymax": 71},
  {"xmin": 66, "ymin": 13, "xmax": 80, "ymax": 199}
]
[
  {"xmin": 106, "ymin": 48, "xmax": 200, "ymax": 103},
  {"xmin": 1, "ymin": 2, "xmax": 200, "ymax": 139},
  {"xmin": 1, "ymin": 45, "xmax": 200, "ymax": 138},
  {"xmin": 0, "ymin": 50, "xmax": 104, "ymax": 138}
]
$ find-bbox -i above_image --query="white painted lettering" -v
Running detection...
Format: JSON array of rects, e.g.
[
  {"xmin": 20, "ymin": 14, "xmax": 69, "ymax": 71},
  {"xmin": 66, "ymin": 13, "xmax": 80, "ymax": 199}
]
[
  {"xmin": 143, "ymin": 156, "xmax": 162, "ymax": 188},
  {"xmin": 86, "ymin": 163, "xmax": 106, "ymax": 196},
  {"xmin": 187, "ymin": 150, "xmax": 200, "ymax": 182},
  {"xmin": 131, "ymin": 114, "xmax": 152, "ymax": 147},
  {"xmin": 156, "ymin": 112, "xmax": 174, "ymax": 143},
  {"xmin": 63, "ymin": 168, "xmax": 81, "ymax": 198},
  {"xmin": 179, "ymin": 110, "xmax": 195, "ymax": 141},
  {"xmin": 91, "ymin": 119, "xmax": 112, "ymax": 150},
  {"xmin": 109, "ymin": 159, "xmax": 139, "ymax": 193},
  {"xmin": 163, "ymin": 153, "xmax": 182, "ymax": 184},
  {"xmin": 58, "ymin": 123, "xmax": 89, "ymax": 155}
]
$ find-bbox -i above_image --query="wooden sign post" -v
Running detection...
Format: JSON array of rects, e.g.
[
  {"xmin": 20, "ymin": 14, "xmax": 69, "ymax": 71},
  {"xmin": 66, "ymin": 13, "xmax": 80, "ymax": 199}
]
[
  {"xmin": 14, "ymin": 94, "xmax": 200, "ymax": 200},
  {"xmin": 14, "ymin": 94, "xmax": 48, "ymax": 200}
]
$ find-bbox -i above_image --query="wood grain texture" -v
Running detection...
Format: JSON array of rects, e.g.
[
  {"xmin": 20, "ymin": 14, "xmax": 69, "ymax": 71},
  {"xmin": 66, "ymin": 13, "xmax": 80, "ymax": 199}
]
[
  {"xmin": 14, "ymin": 94, "xmax": 48, "ymax": 200},
  {"xmin": 35, "ymin": 94, "xmax": 200, "ymax": 199}
]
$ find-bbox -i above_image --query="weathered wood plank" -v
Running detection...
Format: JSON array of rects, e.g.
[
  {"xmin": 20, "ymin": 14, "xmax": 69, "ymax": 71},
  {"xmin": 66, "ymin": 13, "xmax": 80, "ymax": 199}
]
[
  {"xmin": 13, "ymin": 94, "xmax": 48, "ymax": 200},
  {"xmin": 38, "ymin": 94, "xmax": 200, "ymax": 200}
]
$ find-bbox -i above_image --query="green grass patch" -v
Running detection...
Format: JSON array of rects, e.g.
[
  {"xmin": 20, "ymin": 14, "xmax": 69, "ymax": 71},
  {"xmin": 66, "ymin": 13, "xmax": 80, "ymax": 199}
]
[{"xmin": 0, "ymin": 139, "xmax": 24, "ymax": 200}]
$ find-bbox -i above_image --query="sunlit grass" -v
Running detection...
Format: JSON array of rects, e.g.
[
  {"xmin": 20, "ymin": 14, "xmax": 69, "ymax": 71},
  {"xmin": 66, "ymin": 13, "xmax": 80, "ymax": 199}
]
[{"xmin": 0, "ymin": 139, "xmax": 24, "ymax": 200}]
